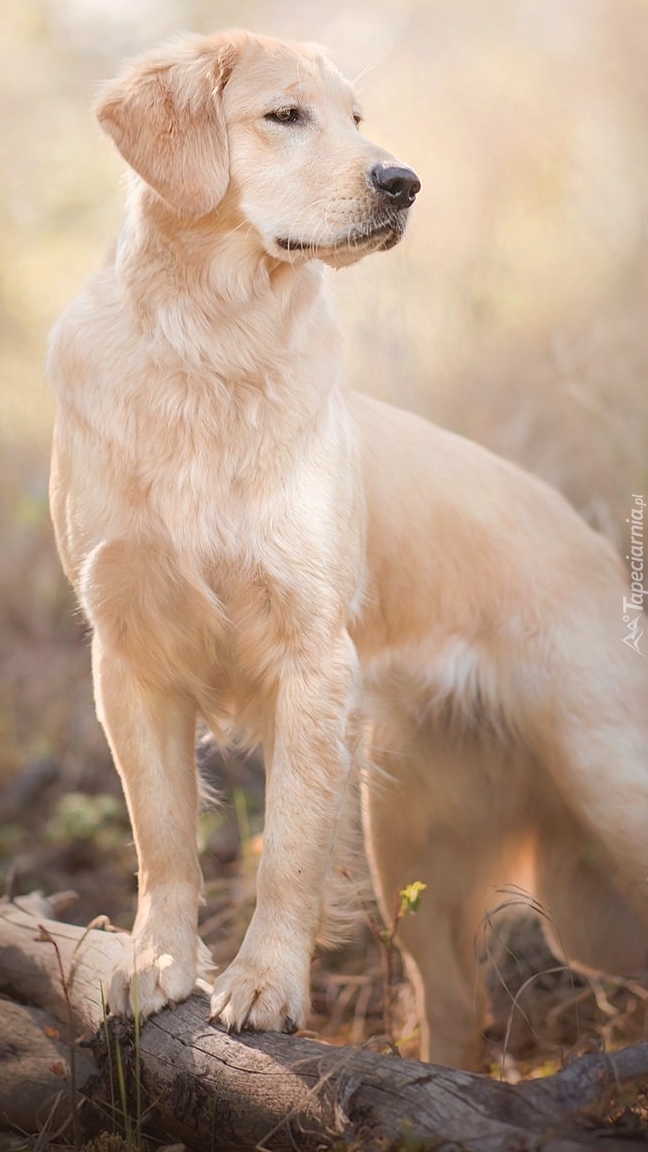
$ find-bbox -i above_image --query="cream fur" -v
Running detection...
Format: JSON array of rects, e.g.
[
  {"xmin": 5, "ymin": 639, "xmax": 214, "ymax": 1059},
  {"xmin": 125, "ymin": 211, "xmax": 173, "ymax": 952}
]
[{"xmin": 48, "ymin": 29, "xmax": 648, "ymax": 1067}]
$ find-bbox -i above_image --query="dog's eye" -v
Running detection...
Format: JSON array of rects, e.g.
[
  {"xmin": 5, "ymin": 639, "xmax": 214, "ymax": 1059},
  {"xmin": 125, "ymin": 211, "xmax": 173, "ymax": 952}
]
[
  {"xmin": 353, "ymin": 113, "xmax": 362, "ymax": 129},
  {"xmin": 265, "ymin": 107, "xmax": 303, "ymax": 125}
]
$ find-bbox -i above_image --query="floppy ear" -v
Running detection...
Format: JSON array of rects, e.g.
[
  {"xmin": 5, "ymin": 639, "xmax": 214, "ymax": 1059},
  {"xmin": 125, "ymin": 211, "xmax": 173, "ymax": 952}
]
[{"xmin": 96, "ymin": 37, "xmax": 237, "ymax": 217}]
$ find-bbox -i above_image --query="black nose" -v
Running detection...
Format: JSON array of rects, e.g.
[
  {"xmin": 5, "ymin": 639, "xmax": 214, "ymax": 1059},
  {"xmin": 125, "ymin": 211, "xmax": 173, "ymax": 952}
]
[{"xmin": 371, "ymin": 164, "xmax": 421, "ymax": 209}]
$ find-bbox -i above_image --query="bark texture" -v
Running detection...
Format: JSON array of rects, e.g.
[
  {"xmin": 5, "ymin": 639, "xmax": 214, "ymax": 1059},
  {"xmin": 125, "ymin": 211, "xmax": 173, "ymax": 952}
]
[{"xmin": 1, "ymin": 900, "xmax": 648, "ymax": 1150}]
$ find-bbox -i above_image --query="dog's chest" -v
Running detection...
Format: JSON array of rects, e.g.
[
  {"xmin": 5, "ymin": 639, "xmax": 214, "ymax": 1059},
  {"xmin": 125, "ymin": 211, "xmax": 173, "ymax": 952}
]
[
  {"xmin": 123, "ymin": 368, "xmax": 358, "ymax": 571},
  {"xmin": 124, "ymin": 381, "xmax": 292, "ymax": 555},
  {"xmin": 144, "ymin": 439, "xmax": 312, "ymax": 575},
  {"xmin": 63, "ymin": 323, "xmax": 365, "ymax": 726},
  {"xmin": 111, "ymin": 386, "xmax": 361, "ymax": 635}
]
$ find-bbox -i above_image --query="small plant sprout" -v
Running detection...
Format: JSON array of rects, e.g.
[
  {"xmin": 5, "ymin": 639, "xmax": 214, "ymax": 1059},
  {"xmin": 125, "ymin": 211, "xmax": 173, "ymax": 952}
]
[
  {"xmin": 369, "ymin": 881, "xmax": 427, "ymax": 1053},
  {"xmin": 399, "ymin": 881, "xmax": 427, "ymax": 918}
]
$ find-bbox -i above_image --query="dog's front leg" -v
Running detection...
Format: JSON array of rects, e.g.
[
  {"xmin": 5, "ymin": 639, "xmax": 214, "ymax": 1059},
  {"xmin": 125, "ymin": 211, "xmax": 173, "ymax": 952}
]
[
  {"xmin": 91, "ymin": 635, "xmax": 210, "ymax": 1018},
  {"xmin": 210, "ymin": 630, "xmax": 359, "ymax": 1033}
]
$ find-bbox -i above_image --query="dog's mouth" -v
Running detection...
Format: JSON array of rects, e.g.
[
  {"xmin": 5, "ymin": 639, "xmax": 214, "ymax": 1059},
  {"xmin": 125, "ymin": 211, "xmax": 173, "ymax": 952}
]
[{"xmin": 276, "ymin": 215, "xmax": 407, "ymax": 263}]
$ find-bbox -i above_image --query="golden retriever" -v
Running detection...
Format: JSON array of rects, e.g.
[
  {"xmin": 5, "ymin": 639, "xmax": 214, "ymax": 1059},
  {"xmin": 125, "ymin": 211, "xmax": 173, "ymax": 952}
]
[{"xmin": 48, "ymin": 28, "xmax": 648, "ymax": 1068}]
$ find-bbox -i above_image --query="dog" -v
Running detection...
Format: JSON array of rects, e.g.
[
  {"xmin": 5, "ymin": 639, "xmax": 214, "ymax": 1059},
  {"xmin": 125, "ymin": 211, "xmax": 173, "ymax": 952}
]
[{"xmin": 48, "ymin": 28, "xmax": 648, "ymax": 1068}]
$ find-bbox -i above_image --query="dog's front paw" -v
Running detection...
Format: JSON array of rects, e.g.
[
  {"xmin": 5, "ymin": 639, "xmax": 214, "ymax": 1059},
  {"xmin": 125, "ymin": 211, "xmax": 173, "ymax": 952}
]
[
  {"xmin": 108, "ymin": 934, "xmax": 212, "ymax": 1019},
  {"xmin": 209, "ymin": 954, "xmax": 309, "ymax": 1034}
]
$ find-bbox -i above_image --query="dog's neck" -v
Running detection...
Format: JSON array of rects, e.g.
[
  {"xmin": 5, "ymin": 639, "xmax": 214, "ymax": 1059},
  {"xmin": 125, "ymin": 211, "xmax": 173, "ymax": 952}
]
[{"xmin": 111, "ymin": 180, "xmax": 339, "ymax": 391}]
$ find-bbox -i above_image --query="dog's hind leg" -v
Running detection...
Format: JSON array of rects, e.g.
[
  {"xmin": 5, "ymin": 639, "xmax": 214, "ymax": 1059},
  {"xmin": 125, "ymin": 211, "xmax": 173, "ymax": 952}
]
[
  {"xmin": 363, "ymin": 728, "xmax": 532, "ymax": 1068},
  {"xmin": 529, "ymin": 623, "xmax": 648, "ymax": 940},
  {"xmin": 529, "ymin": 686, "xmax": 648, "ymax": 978},
  {"xmin": 533, "ymin": 796, "xmax": 648, "ymax": 977}
]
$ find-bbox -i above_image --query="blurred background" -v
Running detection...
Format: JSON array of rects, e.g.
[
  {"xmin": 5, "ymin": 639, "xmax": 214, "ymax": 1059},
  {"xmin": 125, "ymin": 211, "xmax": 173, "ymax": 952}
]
[{"xmin": 1, "ymin": 0, "xmax": 648, "ymax": 1066}]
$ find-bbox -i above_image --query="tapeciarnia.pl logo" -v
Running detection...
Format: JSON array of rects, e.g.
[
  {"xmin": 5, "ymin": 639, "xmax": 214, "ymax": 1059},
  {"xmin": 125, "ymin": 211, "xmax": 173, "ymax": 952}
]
[{"xmin": 623, "ymin": 493, "xmax": 645, "ymax": 655}]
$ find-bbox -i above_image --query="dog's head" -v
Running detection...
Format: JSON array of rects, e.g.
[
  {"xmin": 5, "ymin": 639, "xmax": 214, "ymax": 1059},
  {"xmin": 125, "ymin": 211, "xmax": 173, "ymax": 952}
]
[{"xmin": 96, "ymin": 30, "xmax": 420, "ymax": 268}]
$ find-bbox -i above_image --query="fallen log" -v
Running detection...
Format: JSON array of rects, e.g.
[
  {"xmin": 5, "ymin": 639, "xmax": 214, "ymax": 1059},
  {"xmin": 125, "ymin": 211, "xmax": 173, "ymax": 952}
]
[
  {"xmin": 0, "ymin": 999, "xmax": 95, "ymax": 1134},
  {"xmin": 1, "ymin": 899, "xmax": 648, "ymax": 1151}
]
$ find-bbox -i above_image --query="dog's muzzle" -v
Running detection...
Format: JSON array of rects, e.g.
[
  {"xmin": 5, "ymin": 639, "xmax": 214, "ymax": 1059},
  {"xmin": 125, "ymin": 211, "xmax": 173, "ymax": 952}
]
[{"xmin": 275, "ymin": 165, "xmax": 420, "ymax": 262}]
